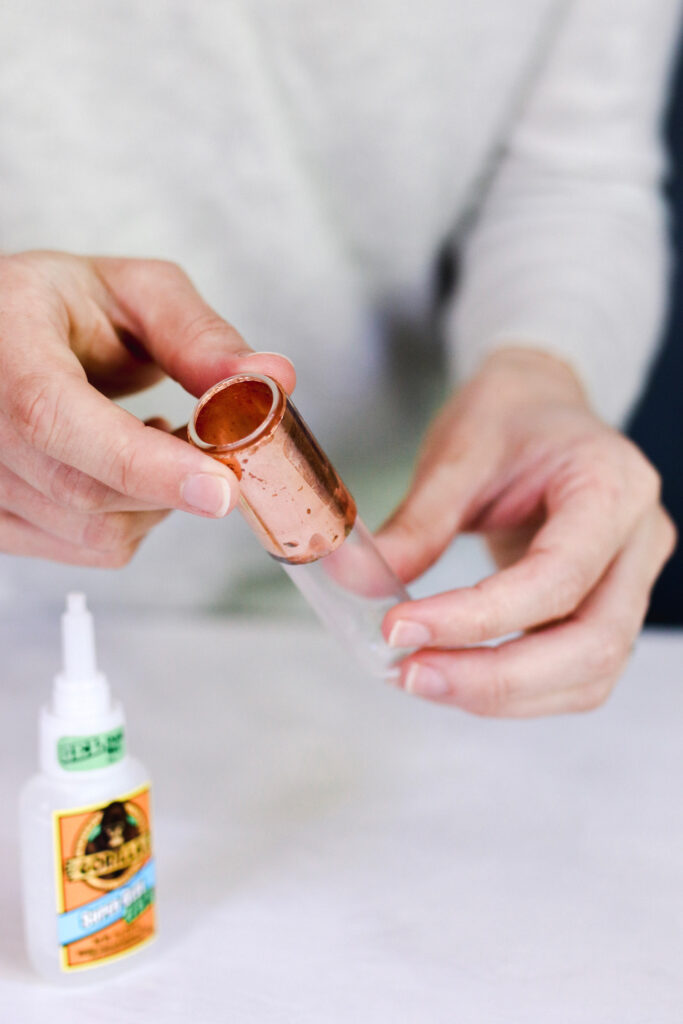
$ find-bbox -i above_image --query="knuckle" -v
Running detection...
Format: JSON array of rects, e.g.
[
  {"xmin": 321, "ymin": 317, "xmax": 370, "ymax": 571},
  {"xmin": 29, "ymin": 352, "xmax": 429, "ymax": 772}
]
[
  {"xmin": 80, "ymin": 512, "xmax": 133, "ymax": 553},
  {"xmin": 549, "ymin": 562, "xmax": 587, "ymax": 619},
  {"xmin": 149, "ymin": 258, "xmax": 187, "ymax": 281},
  {"xmin": 388, "ymin": 504, "xmax": 443, "ymax": 566},
  {"xmin": 467, "ymin": 608, "xmax": 496, "ymax": 645},
  {"xmin": 622, "ymin": 441, "xmax": 662, "ymax": 504},
  {"xmin": 95, "ymin": 540, "xmax": 139, "ymax": 569},
  {"xmin": 131, "ymin": 258, "xmax": 189, "ymax": 288},
  {"xmin": 108, "ymin": 435, "xmax": 143, "ymax": 498},
  {"xmin": 11, "ymin": 375, "xmax": 62, "ymax": 450},
  {"xmin": 585, "ymin": 626, "xmax": 629, "ymax": 680},
  {"xmin": 49, "ymin": 462, "xmax": 110, "ymax": 513},
  {"xmin": 560, "ymin": 433, "xmax": 656, "ymax": 516},
  {"xmin": 640, "ymin": 462, "xmax": 662, "ymax": 505},
  {"xmin": 573, "ymin": 681, "xmax": 613, "ymax": 713},
  {"xmin": 471, "ymin": 652, "xmax": 516, "ymax": 715},
  {"xmin": 562, "ymin": 438, "xmax": 623, "ymax": 502},
  {"xmin": 468, "ymin": 584, "xmax": 502, "ymax": 641},
  {"xmin": 387, "ymin": 504, "xmax": 422, "ymax": 541},
  {"xmin": 593, "ymin": 467, "xmax": 624, "ymax": 510},
  {"xmin": 659, "ymin": 509, "xmax": 678, "ymax": 559},
  {"xmin": 183, "ymin": 310, "xmax": 231, "ymax": 349}
]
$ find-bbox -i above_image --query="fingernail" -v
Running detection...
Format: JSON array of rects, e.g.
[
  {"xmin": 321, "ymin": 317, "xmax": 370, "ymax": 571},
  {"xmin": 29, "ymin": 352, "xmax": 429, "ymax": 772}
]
[
  {"xmin": 388, "ymin": 619, "xmax": 432, "ymax": 648},
  {"xmin": 404, "ymin": 664, "xmax": 449, "ymax": 699},
  {"xmin": 239, "ymin": 351, "xmax": 295, "ymax": 370},
  {"xmin": 181, "ymin": 473, "xmax": 233, "ymax": 517}
]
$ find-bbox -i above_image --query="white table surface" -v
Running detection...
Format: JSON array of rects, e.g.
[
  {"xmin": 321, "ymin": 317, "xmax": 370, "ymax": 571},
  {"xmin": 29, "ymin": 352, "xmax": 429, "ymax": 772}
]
[{"xmin": 0, "ymin": 610, "xmax": 682, "ymax": 1023}]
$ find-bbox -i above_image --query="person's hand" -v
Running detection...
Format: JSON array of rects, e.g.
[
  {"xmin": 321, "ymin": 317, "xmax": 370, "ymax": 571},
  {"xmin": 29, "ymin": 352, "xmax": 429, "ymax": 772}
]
[
  {"xmin": 377, "ymin": 347, "xmax": 676, "ymax": 716},
  {"xmin": 0, "ymin": 251, "xmax": 295, "ymax": 566}
]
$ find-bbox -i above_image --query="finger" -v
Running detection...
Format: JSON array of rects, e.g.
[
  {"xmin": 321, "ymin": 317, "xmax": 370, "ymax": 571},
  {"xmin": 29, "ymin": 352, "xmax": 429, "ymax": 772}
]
[
  {"xmin": 0, "ymin": 411, "xmax": 165, "ymax": 513},
  {"xmin": 0, "ymin": 316, "xmax": 241, "ymax": 515},
  {"xmin": 0, "ymin": 462, "xmax": 168, "ymax": 551},
  {"xmin": 375, "ymin": 442, "xmax": 498, "ymax": 583},
  {"xmin": 0, "ymin": 511, "xmax": 145, "ymax": 568},
  {"xmin": 93, "ymin": 258, "xmax": 297, "ymax": 397},
  {"xmin": 383, "ymin": 464, "xmax": 657, "ymax": 647},
  {"xmin": 393, "ymin": 506, "xmax": 676, "ymax": 717}
]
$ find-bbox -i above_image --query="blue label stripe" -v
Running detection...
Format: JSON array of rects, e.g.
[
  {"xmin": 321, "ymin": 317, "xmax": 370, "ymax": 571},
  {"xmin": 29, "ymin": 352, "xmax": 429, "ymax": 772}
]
[{"xmin": 57, "ymin": 859, "xmax": 155, "ymax": 946}]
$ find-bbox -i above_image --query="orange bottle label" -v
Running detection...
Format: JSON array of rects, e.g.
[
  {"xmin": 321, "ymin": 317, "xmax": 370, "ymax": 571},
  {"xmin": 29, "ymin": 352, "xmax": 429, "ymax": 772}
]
[{"xmin": 53, "ymin": 784, "xmax": 156, "ymax": 971}]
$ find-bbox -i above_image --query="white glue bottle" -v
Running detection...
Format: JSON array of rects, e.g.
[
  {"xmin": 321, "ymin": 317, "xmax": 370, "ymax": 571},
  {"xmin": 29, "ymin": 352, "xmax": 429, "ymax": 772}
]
[{"xmin": 20, "ymin": 593, "xmax": 156, "ymax": 984}]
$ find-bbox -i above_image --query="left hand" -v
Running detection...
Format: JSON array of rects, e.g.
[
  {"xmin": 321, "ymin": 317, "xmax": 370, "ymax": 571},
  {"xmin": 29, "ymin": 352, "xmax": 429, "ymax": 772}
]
[{"xmin": 376, "ymin": 347, "xmax": 676, "ymax": 717}]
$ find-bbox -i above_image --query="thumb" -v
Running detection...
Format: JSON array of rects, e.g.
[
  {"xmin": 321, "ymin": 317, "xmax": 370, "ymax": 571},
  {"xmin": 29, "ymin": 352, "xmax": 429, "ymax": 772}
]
[
  {"xmin": 93, "ymin": 257, "xmax": 297, "ymax": 397},
  {"xmin": 375, "ymin": 442, "xmax": 495, "ymax": 584}
]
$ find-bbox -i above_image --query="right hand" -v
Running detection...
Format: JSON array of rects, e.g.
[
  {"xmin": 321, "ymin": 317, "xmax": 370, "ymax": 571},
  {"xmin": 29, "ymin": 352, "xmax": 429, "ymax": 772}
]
[{"xmin": 0, "ymin": 251, "xmax": 296, "ymax": 566}]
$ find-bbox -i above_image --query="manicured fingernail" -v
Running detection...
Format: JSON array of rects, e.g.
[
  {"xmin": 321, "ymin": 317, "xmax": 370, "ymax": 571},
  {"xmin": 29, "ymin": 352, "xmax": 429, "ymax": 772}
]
[
  {"xmin": 404, "ymin": 664, "xmax": 449, "ymax": 699},
  {"xmin": 181, "ymin": 473, "xmax": 233, "ymax": 517},
  {"xmin": 388, "ymin": 620, "xmax": 432, "ymax": 648}
]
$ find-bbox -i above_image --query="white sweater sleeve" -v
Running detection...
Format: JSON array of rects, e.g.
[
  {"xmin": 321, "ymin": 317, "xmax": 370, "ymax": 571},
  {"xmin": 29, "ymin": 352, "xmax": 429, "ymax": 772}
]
[{"xmin": 447, "ymin": 0, "xmax": 682, "ymax": 425}]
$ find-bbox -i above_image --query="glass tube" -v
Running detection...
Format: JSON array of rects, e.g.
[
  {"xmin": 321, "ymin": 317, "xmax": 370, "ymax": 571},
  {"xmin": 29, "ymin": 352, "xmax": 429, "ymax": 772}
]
[{"xmin": 187, "ymin": 374, "xmax": 413, "ymax": 678}]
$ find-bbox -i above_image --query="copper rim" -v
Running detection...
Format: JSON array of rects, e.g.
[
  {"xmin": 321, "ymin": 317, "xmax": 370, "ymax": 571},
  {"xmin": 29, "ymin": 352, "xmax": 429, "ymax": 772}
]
[{"xmin": 188, "ymin": 374, "xmax": 285, "ymax": 453}]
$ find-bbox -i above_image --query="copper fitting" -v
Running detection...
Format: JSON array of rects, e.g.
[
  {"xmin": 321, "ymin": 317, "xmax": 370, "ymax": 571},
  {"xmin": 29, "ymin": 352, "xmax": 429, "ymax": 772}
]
[{"xmin": 188, "ymin": 375, "xmax": 357, "ymax": 564}]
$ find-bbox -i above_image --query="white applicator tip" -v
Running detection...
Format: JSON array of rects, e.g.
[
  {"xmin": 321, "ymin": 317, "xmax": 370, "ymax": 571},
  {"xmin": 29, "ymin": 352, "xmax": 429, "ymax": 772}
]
[{"xmin": 66, "ymin": 592, "xmax": 87, "ymax": 614}]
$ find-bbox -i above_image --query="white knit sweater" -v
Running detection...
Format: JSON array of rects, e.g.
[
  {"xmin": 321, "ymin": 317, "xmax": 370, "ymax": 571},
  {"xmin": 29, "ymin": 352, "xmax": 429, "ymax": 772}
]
[{"xmin": 0, "ymin": 0, "xmax": 680, "ymax": 609}]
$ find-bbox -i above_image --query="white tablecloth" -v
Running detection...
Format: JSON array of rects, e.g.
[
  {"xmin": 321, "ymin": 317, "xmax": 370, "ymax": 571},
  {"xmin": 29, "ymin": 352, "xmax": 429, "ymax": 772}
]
[{"xmin": 1, "ymin": 611, "xmax": 682, "ymax": 1023}]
